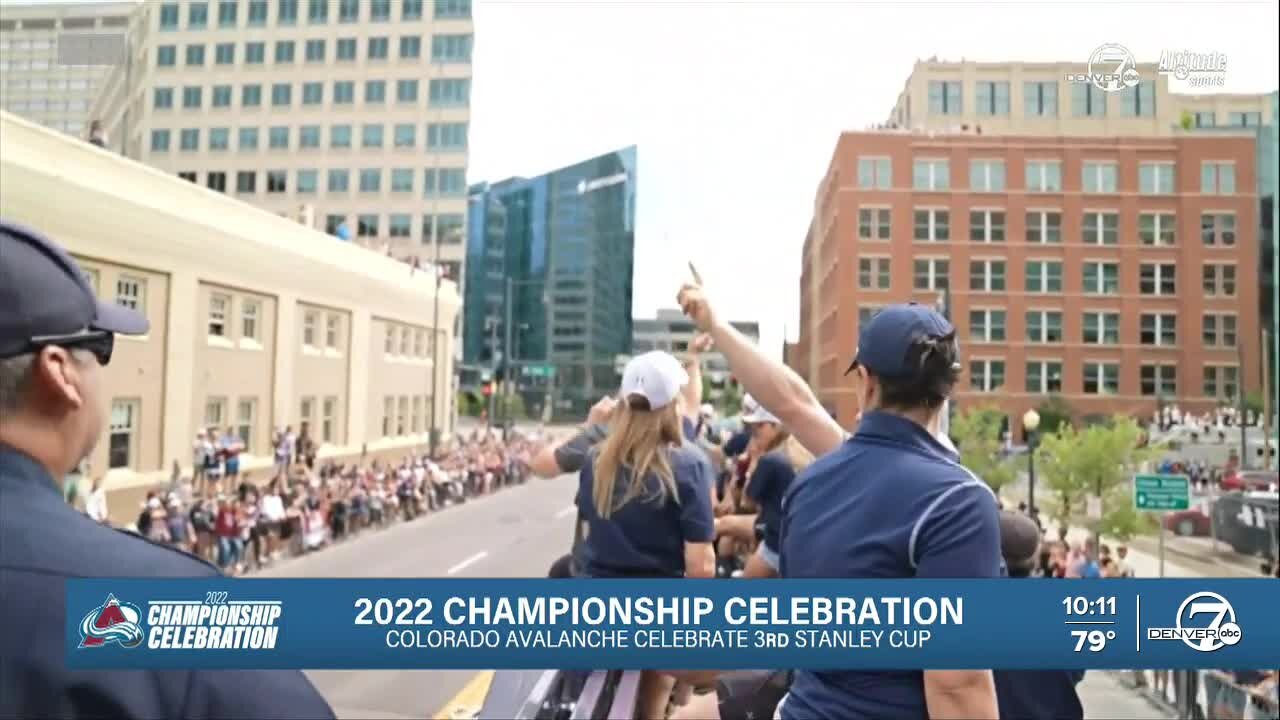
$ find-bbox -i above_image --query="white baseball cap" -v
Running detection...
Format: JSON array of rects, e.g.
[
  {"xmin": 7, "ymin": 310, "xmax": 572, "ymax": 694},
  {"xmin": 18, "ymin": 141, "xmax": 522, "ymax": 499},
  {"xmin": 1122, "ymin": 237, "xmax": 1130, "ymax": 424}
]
[
  {"xmin": 619, "ymin": 351, "xmax": 689, "ymax": 410},
  {"xmin": 699, "ymin": 403, "xmax": 715, "ymax": 417},
  {"xmin": 741, "ymin": 394, "xmax": 759, "ymax": 415},
  {"xmin": 742, "ymin": 403, "xmax": 781, "ymax": 425}
]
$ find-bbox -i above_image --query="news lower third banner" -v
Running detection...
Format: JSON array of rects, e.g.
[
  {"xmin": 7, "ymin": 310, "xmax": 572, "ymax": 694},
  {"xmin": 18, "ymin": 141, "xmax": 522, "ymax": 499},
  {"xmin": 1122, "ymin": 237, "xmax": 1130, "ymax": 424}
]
[{"xmin": 66, "ymin": 579, "xmax": 1278, "ymax": 671}]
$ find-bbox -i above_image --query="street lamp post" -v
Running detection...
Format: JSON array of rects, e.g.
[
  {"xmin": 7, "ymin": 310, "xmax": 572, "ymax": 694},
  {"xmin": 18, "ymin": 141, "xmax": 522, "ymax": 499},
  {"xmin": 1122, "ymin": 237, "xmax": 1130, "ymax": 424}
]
[{"xmin": 1023, "ymin": 409, "xmax": 1041, "ymax": 519}]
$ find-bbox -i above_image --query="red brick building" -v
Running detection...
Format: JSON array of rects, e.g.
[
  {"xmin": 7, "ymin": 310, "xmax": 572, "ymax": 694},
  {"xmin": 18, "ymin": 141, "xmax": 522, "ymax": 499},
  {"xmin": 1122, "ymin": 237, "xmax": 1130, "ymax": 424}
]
[{"xmin": 792, "ymin": 130, "xmax": 1261, "ymax": 432}]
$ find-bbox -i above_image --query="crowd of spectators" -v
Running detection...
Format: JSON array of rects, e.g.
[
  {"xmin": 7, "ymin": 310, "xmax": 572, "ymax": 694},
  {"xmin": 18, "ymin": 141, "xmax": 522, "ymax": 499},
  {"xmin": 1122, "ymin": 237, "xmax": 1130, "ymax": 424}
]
[{"xmin": 73, "ymin": 424, "xmax": 542, "ymax": 576}]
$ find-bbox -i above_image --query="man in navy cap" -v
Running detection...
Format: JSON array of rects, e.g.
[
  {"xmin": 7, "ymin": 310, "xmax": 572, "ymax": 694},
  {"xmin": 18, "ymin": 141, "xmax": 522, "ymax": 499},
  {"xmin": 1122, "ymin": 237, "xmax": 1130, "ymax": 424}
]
[
  {"xmin": 678, "ymin": 284, "xmax": 999, "ymax": 720},
  {"xmin": 0, "ymin": 220, "xmax": 335, "ymax": 719}
]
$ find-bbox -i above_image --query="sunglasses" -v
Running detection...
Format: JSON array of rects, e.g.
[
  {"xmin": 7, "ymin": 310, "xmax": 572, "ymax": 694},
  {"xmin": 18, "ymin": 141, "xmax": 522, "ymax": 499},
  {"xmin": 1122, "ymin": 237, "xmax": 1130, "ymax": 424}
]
[{"xmin": 27, "ymin": 330, "xmax": 115, "ymax": 367}]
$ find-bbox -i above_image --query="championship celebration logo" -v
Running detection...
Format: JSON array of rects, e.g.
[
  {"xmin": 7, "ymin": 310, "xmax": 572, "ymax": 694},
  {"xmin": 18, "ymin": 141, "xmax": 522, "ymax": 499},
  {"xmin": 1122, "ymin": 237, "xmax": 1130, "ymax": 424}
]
[{"xmin": 78, "ymin": 594, "xmax": 145, "ymax": 649}]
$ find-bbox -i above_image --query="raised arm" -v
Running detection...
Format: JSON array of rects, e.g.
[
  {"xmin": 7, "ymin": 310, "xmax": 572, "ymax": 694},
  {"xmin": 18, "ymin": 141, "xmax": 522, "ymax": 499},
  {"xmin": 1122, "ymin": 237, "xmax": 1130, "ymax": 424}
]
[
  {"xmin": 679, "ymin": 334, "xmax": 711, "ymax": 422},
  {"xmin": 677, "ymin": 283, "xmax": 846, "ymax": 457},
  {"xmin": 529, "ymin": 396, "xmax": 616, "ymax": 478}
]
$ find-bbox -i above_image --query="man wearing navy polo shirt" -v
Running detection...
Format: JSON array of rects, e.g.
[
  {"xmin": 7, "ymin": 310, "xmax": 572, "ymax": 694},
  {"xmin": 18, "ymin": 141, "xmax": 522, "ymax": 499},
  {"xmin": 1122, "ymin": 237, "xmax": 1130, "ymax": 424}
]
[{"xmin": 677, "ymin": 284, "xmax": 1000, "ymax": 720}]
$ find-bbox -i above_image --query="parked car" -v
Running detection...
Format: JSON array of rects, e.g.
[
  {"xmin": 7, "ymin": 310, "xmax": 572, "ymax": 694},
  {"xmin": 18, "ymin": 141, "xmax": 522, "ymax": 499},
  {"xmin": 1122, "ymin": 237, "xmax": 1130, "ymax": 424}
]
[
  {"xmin": 1220, "ymin": 469, "xmax": 1279, "ymax": 492},
  {"xmin": 1164, "ymin": 506, "xmax": 1212, "ymax": 537}
]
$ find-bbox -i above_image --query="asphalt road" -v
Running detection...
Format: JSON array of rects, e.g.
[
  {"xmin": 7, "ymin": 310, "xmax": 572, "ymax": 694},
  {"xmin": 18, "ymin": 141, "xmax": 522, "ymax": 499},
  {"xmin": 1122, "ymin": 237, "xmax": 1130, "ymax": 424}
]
[{"xmin": 257, "ymin": 474, "xmax": 580, "ymax": 720}]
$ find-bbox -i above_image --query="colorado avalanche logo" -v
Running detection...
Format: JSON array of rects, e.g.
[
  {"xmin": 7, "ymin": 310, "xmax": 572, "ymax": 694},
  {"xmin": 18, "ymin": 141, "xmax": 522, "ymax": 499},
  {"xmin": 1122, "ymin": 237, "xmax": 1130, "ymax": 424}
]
[{"xmin": 78, "ymin": 594, "xmax": 144, "ymax": 649}]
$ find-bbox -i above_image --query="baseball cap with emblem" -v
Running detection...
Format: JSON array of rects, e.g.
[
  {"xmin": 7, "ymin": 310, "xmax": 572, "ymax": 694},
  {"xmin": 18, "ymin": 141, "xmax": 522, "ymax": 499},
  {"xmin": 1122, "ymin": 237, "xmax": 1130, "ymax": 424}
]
[
  {"xmin": 619, "ymin": 351, "xmax": 688, "ymax": 411},
  {"xmin": 845, "ymin": 302, "xmax": 960, "ymax": 378},
  {"xmin": 0, "ymin": 220, "xmax": 149, "ymax": 363}
]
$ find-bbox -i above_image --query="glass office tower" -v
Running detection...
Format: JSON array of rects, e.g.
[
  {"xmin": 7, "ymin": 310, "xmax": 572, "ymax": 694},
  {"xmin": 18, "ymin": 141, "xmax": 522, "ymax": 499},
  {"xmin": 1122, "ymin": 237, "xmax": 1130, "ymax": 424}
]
[{"xmin": 466, "ymin": 146, "xmax": 636, "ymax": 420}]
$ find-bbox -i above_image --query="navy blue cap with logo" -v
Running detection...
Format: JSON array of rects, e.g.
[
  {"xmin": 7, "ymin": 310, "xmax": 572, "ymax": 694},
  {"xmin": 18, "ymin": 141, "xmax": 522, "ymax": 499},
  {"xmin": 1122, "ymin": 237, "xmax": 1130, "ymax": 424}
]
[
  {"xmin": 0, "ymin": 219, "xmax": 148, "ymax": 362},
  {"xmin": 845, "ymin": 302, "xmax": 960, "ymax": 378}
]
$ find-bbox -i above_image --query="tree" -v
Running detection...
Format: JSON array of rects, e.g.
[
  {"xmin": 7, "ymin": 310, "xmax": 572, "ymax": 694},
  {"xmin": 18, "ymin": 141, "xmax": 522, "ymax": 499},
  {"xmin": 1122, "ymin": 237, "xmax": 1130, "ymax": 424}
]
[
  {"xmin": 950, "ymin": 405, "xmax": 1017, "ymax": 493},
  {"xmin": 1035, "ymin": 416, "xmax": 1157, "ymax": 540},
  {"xmin": 718, "ymin": 383, "xmax": 744, "ymax": 416},
  {"xmin": 456, "ymin": 391, "xmax": 482, "ymax": 417},
  {"xmin": 1179, "ymin": 110, "xmax": 1194, "ymax": 130},
  {"xmin": 1036, "ymin": 395, "xmax": 1075, "ymax": 434}
]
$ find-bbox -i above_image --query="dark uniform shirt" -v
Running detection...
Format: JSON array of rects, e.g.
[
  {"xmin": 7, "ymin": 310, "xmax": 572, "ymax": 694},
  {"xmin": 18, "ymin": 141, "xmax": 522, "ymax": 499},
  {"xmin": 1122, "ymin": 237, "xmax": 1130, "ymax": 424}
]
[{"xmin": 0, "ymin": 446, "xmax": 335, "ymax": 720}]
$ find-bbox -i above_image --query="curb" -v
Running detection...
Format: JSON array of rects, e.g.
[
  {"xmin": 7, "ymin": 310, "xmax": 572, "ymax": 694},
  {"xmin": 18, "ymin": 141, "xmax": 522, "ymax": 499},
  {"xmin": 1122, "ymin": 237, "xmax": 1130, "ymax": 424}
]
[{"xmin": 1127, "ymin": 536, "xmax": 1262, "ymax": 577}]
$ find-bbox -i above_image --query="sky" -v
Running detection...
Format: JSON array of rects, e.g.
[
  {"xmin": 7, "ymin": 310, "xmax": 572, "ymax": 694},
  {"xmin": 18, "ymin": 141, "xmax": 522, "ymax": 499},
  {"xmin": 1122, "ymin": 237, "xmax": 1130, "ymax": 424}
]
[{"xmin": 10, "ymin": 0, "xmax": 1280, "ymax": 357}]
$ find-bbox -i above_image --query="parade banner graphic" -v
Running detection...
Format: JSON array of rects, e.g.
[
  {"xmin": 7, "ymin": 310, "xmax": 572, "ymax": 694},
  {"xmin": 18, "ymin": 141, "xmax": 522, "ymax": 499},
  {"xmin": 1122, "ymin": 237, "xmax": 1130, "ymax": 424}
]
[{"xmin": 66, "ymin": 579, "xmax": 1279, "ymax": 671}]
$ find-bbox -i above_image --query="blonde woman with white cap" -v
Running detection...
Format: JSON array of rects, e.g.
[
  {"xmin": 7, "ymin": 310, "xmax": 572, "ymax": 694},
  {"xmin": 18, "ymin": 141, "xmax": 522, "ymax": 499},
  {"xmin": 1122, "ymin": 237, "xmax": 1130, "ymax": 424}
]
[{"xmin": 576, "ymin": 350, "xmax": 716, "ymax": 718}]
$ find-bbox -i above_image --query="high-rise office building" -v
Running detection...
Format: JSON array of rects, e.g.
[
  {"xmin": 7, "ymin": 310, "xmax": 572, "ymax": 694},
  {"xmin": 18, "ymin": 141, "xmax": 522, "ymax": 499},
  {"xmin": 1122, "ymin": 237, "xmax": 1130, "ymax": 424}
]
[
  {"xmin": 0, "ymin": 1, "xmax": 136, "ymax": 138},
  {"xmin": 87, "ymin": 0, "xmax": 473, "ymax": 278},
  {"xmin": 466, "ymin": 146, "xmax": 637, "ymax": 420},
  {"xmin": 633, "ymin": 309, "xmax": 760, "ymax": 402}
]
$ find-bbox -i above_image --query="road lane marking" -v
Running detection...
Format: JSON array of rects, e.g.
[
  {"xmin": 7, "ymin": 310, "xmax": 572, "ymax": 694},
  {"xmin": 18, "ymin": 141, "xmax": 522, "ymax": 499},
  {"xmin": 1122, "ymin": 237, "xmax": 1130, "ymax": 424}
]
[
  {"xmin": 554, "ymin": 504, "xmax": 576, "ymax": 520},
  {"xmin": 447, "ymin": 551, "xmax": 489, "ymax": 575},
  {"xmin": 433, "ymin": 670, "xmax": 494, "ymax": 720}
]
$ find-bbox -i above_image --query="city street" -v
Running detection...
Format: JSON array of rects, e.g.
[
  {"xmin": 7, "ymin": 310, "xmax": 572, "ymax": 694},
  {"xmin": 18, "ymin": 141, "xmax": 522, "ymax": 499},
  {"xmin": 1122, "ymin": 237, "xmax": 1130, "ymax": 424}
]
[{"xmin": 257, "ymin": 474, "xmax": 581, "ymax": 719}]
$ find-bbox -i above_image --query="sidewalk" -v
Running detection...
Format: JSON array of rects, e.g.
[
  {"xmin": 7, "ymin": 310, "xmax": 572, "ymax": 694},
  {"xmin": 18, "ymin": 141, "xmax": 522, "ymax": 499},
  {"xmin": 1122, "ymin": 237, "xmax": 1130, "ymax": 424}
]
[{"xmin": 1081, "ymin": 672, "xmax": 1174, "ymax": 720}]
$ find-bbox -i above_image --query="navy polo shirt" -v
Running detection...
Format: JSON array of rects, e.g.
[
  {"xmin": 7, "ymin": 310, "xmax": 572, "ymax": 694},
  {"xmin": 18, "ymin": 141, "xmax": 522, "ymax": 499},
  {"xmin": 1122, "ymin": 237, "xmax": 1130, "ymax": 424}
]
[
  {"xmin": 745, "ymin": 451, "xmax": 795, "ymax": 552},
  {"xmin": 777, "ymin": 411, "xmax": 1001, "ymax": 720},
  {"xmin": 0, "ymin": 446, "xmax": 334, "ymax": 720},
  {"xmin": 576, "ymin": 445, "xmax": 715, "ymax": 577},
  {"xmin": 995, "ymin": 669, "xmax": 1084, "ymax": 720},
  {"xmin": 723, "ymin": 429, "xmax": 751, "ymax": 458}
]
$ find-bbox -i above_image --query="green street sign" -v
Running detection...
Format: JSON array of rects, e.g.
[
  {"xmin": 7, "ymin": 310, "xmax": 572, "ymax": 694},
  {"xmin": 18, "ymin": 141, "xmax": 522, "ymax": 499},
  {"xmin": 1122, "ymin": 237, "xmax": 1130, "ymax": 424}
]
[
  {"xmin": 1133, "ymin": 474, "xmax": 1190, "ymax": 512},
  {"xmin": 522, "ymin": 364, "xmax": 556, "ymax": 378}
]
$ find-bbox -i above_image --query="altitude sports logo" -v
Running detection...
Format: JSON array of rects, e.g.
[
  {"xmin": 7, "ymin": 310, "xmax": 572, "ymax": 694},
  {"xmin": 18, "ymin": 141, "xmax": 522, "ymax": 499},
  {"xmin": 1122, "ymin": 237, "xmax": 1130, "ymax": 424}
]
[
  {"xmin": 78, "ymin": 594, "xmax": 145, "ymax": 648},
  {"xmin": 76, "ymin": 592, "xmax": 283, "ymax": 650}
]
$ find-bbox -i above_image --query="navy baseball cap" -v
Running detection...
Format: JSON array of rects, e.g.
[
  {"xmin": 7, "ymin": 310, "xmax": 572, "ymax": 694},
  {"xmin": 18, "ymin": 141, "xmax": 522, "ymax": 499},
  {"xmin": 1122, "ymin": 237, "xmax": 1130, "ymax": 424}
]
[
  {"xmin": 0, "ymin": 219, "xmax": 149, "ymax": 358},
  {"xmin": 845, "ymin": 303, "xmax": 959, "ymax": 379}
]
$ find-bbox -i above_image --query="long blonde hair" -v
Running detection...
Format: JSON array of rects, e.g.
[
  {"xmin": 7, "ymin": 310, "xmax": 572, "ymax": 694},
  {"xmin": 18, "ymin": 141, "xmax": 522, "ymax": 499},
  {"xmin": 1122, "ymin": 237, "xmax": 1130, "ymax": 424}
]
[{"xmin": 592, "ymin": 397, "xmax": 683, "ymax": 518}]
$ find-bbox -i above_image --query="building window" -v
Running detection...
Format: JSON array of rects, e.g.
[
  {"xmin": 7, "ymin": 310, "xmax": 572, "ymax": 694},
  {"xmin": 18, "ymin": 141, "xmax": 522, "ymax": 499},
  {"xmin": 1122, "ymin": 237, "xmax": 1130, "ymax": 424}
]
[
  {"xmin": 389, "ymin": 214, "xmax": 412, "ymax": 238},
  {"xmin": 913, "ymin": 209, "xmax": 949, "ymax": 242},
  {"xmin": 301, "ymin": 81, "xmax": 323, "ymax": 106},
  {"xmin": 115, "ymin": 275, "xmax": 145, "ymax": 312},
  {"xmin": 1228, "ymin": 111, "xmax": 1262, "ymax": 127},
  {"xmin": 150, "ymin": 130, "xmax": 171, "ymax": 152},
  {"xmin": 431, "ymin": 33, "xmax": 473, "ymax": 62},
  {"xmin": 336, "ymin": 37, "xmax": 357, "ymax": 60},
  {"xmin": 108, "ymin": 399, "xmax": 138, "ymax": 469},
  {"xmin": 857, "ymin": 307, "xmax": 883, "ymax": 327},
  {"xmin": 204, "ymin": 396, "xmax": 226, "ymax": 429},
  {"xmin": 411, "ymin": 396, "xmax": 423, "ymax": 433},
  {"xmin": 969, "ymin": 160, "xmax": 1006, "ymax": 192},
  {"xmin": 1192, "ymin": 111, "xmax": 1216, "ymax": 128},
  {"xmin": 969, "ymin": 309, "xmax": 1006, "ymax": 342},
  {"xmin": 399, "ymin": 35, "xmax": 422, "ymax": 59},
  {"xmin": 325, "ymin": 314, "xmax": 340, "ymax": 349},
  {"xmin": 1203, "ymin": 366, "xmax": 1239, "ymax": 400},
  {"xmin": 399, "ymin": 327, "xmax": 412, "ymax": 355},
  {"xmin": 321, "ymin": 397, "xmax": 337, "ymax": 443},
  {"xmin": 424, "ymin": 168, "xmax": 467, "ymax": 196},
  {"xmin": 382, "ymin": 397, "xmax": 394, "ymax": 437},
  {"xmin": 300, "ymin": 126, "xmax": 321, "ymax": 148},
  {"xmin": 328, "ymin": 169, "xmax": 350, "ymax": 193},
  {"xmin": 214, "ymin": 42, "xmax": 234, "ymax": 65},
  {"xmin": 367, "ymin": 36, "xmax": 389, "ymax": 60},
  {"xmin": 236, "ymin": 127, "xmax": 259, "ymax": 150},
  {"xmin": 275, "ymin": 40, "xmax": 295, "ymax": 64},
  {"xmin": 1202, "ymin": 314, "xmax": 1237, "ymax": 347},
  {"xmin": 1025, "ymin": 160, "xmax": 1062, "ymax": 192},
  {"xmin": 266, "ymin": 171, "xmax": 287, "ymax": 194},
  {"xmin": 333, "ymin": 81, "xmax": 355, "ymax": 105},
  {"xmin": 857, "ymin": 208, "xmax": 890, "ymax": 240},
  {"xmin": 1140, "ymin": 313, "xmax": 1178, "ymax": 346},
  {"xmin": 365, "ymin": 80, "xmax": 387, "ymax": 104},
  {"xmin": 277, "ymin": 0, "xmax": 298, "ymax": 23},
  {"xmin": 414, "ymin": 329, "xmax": 426, "ymax": 357},
  {"xmin": 325, "ymin": 215, "xmax": 346, "ymax": 235},
  {"xmin": 968, "ymin": 210, "xmax": 1005, "ymax": 243},
  {"xmin": 1025, "ymin": 260, "xmax": 1063, "ymax": 293},
  {"xmin": 1082, "ymin": 312, "xmax": 1120, "ymax": 345},
  {"xmin": 927, "ymin": 80, "xmax": 961, "ymax": 115},
  {"xmin": 241, "ymin": 84, "xmax": 262, "ymax": 107},
  {"xmin": 304, "ymin": 39, "xmax": 326, "ymax": 64},
  {"xmin": 857, "ymin": 257, "xmax": 891, "ymax": 290},
  {"xmin": 247, "ymin": 0, "xmax": 268, "ymax": 25},
  {"xmin": 297, "ymin": 170, "xmax": 318, "ymax": 193},
  {"xmin": 212, "ymin": 85, "xmax": 232, "ymax": 107},
  {"xmin": 1082, "ymin": 162, "xmax": 1118, "ymax": 193},
  {"xmin": 969, "ymin": 359, "xmax": 1005, "ymax": 392},
  {"xmin": 434, "ymin": 0, "xmax": 471, "ymax": 18},
  {"xmin": 244, "ymin": 41, "xmax": 265, "ymax": 64},
  {"xmin": 1140, "ymin": 364, "xmax": 1177, "ymax": 397},
  {"xmin": 371, "ymin": 0, "xmax": 392, "ymax": 20},
  {"xmin": 975, "ymin": 81, "xmax": 1010, "ymax": 116},
  {"xmin": 235, "ymin": 398, "xmax": 256, "ymax": 451},
  {"xmin": 300, "ymin": 397, "xmax": 315, "ymax": 426},
  {"xmin": 912, "ymin": 159, "xmax": 950, "ymax": 191},
  {"xmin": 913, "ymin": 258, "xmax": 949, "ymax": 291},
  {"xmin": 208, "ymin": 293, "xmax": 229, "ymax": 337},
  {"xmin": 1082, "ymin": 212, "xmax": 1118, "ymax": 245},
  {"xmin": 1023, "ymin": 81, "xmax": 1058, "ymax": 117},
  {"xmin": 1139, "ymin": 212, "xmax": 1176, "ymax": 246},
  {"xmin": 1139, "ymin": 263, "xmax": 1177, "ymax": 296},
  {"xmin": 1026, "ymin": 310, "xmax": 1063, "ymax": 343},
  {"xmin": 360, "ymin": 125, "xmax": 384, "ymax": 149},
  {"xmin": 1200, "ymin": 162, "xmax": 1236, "ymax": 195},
  {"xmin": 271, "ymin": 83, "xmax": 292, "ymax": 107},
  {"xmin": 1082, "ymin": 363, "xmax": 1120, "ymax": 395},
  {"xmin": 1071, "ymin": 83, "xmax": 1106, "ymax": 117},
  {"xmin": 339, "ymin": 0, "xmax": 360, "ymax": 21},
  {"xmin": 236, "ymin": 171, "xmax": 256, "ymax": 194},
  {"xmin": 384, "ymin": 324, "xmax": 396, "ymax": 354},
  {"xmin": 404, "ymin": 0, "xmax": 425, "ymax": 19},
  {"xmin": 160, "ymin": 3, "xmax": 179, "ymax": 29},
  {"xmin": 969, "ymin": 260, "xmax": 1006, "ymax": 292},
  {"xmin": 269, "ymin": 126, "xmax": 289, "ymax": 149},
  {"xmin": 1082, "ymin": 262, "xmax": 1119, "ymax": 295},
  {"xmin": 178, "ymin": 172, "xmax": 198, "ymax": 184},
  {"xmin": 1119, "ymin": 80, "xmax": 1155, "ymax": 117},
  {"xmin": 157, "ymin": 45, "xmax": 177, "ymax": 67},
  {"xmin": 302, "ymin": 310, "xmax": 318, "ymax": 346},
  {"xmin": 397, "ymin": 79, "xmax": 419, "ymax": 103},
  {"xmin": 359, "ymin": 168, "xmax": 382, "ymax": 193},
  {"xmin": 391, "ymin": 168, "xmax": 414, "ymax": 193},
  {"xmin": 1139, "ymin": 162, "xmax": 1175, "ymax": 194},
  {"xmin": 330, "ymin": 125, "xmax": 352, "ymax": 149},
  {"xmin": 185, "ymin": 44, "xmax": 205, "ymax": 66},
  {"xmin": 308, "ymin": 0, "xmax": 328, "ymax": 23},
  {"xmin": 241, "ymin": 299, "xmax": 260, "ymax": 340},
  {"xmin": 357, "ymin": 215, "xmax": 379, "ymax": 237},
  {"xmin": 206, "ymin": 171, "xmax": 227, "ymax": 192},
  {"xmin": 427, "ymin": 123, "xmax": 468, "ymax": 150},
  {"xmin": 1026, "ymin": 361, "xmax": 1063, "ymax": 394},
  {"xmin": 179, "ymin": 129, "xmax": 200, "ymax": 151},
  {"xmin": 1201, "ymin": 213, "xmax": 1236, "ymax": 246},
  {"xmin": 154, "ymin": 87, "xmax": 174, "ymax": 109},
  {"xmin": 1025, "ymin": 211, "xmax": 1062, "ymax": 244},
  {"xmin": 395, "ymin": 124, "xmax": 417, "ymax": 148},
  {"xmin": 1202, "ymin": 263, "xmax": 1237, "ymax": 297},
  {"xmin": 429, "ymin": 78, "xmax": 471, "ymax": 106},
  {"xmin": 857, "ymin": 157, "xmax": 892, "ymax": 189}
]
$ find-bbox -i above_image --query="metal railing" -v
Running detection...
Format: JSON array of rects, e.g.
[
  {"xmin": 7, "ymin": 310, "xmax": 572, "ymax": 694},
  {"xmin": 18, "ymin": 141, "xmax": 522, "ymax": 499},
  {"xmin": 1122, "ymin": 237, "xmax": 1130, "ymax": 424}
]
[{"xmin": 1117, "ymin": 669, "xmax": 1279, "ymax": 719}]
